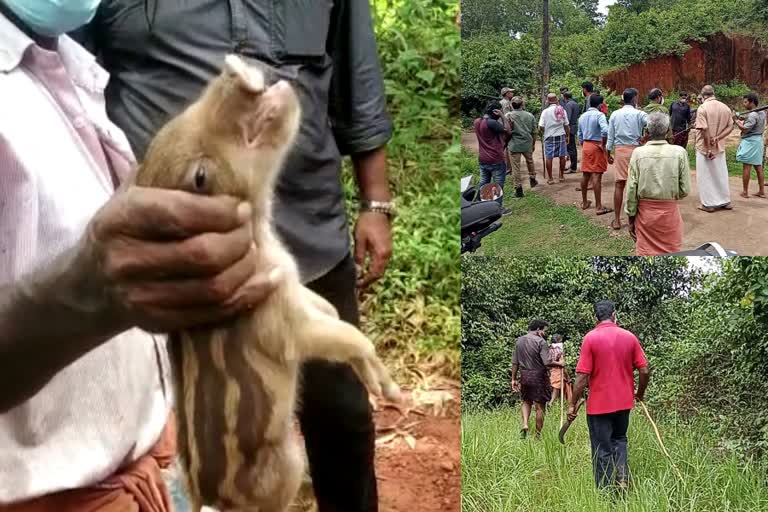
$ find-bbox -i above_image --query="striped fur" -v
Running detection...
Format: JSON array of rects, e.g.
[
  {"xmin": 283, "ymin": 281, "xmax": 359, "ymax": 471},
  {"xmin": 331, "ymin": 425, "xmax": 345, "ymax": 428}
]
[{"xmin": 135, "ymin": 55, "xmax": 400, "ymax": 511}]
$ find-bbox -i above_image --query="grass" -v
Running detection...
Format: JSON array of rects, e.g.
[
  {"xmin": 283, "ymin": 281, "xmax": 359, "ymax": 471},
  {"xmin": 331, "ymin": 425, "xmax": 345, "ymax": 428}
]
[
  {"xmin": 477, "ymin": 192, "xmax": 635, "ymax": 257},
  {"xmin": 460, "ymin": 148, "xmax": 633, "ymax": 257},
  {"xmin": 462, "ymin": 406, "xmax": 768, "ymax": 512}
]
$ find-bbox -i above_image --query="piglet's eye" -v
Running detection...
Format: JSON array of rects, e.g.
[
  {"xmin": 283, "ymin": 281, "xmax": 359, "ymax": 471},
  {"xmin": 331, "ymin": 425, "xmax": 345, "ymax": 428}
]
[{"xmin": 194, "ymin": 164, "xmax": 207, "ymax": 190}]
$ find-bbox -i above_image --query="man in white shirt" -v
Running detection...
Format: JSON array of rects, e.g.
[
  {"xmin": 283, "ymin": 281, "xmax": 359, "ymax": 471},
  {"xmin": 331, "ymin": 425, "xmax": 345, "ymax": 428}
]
[
  {"xmin": 0, "ymin": 2, "xmax": 277, "ymax": 509},
  {"xmin": 538, "ymin": 93, "xmax": 570, "ymax": 184}
]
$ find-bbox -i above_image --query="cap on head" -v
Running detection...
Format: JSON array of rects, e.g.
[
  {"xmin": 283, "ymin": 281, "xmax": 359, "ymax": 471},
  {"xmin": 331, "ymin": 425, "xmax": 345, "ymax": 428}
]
[{"xmin": 501, "ymin": 87, "xmax": 513, "ymax": 96}]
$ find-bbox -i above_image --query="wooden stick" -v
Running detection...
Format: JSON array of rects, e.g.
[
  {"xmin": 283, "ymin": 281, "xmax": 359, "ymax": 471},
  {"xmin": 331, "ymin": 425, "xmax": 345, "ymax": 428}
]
[
  {"xmin": 638, "ymin": 401, "xmax": 685, "ymax": 483},
  {"xmin": 559, "ymin": 369, "xmax": 565, "ymax": 429}
]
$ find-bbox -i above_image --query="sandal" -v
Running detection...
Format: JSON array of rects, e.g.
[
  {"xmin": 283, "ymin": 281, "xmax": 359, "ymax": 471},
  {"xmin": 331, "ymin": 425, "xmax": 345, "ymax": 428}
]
[
  {"xmin": 740, "ymin": 192, "xmax": 749, "ymax": 198},
  {"xmin": 596, "ymin": 207, "xmax": 614, "ymax": 216},
  {"xmin": 698, "ymin": 205, "xmax": 716, "ymax": 213}
]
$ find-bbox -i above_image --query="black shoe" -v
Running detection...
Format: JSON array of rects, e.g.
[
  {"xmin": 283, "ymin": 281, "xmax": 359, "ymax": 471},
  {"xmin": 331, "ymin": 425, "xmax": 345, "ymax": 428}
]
[
  {"xmin": 515, "ymin": 186, "xmax": 524, "ymax": 198},
  {"xmin": 530, "ymin": 177, "xmax": 538, "ymax": 188},
  {"xmin": 501, "ymin": 207, "xmax": 513, "ymax": 216}
]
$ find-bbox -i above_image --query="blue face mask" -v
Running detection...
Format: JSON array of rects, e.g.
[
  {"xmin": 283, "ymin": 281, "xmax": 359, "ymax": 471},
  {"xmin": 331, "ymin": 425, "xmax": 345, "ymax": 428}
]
[{"xmin": 4, "ymin": 0, "xmax": 101, "ymax": 37}]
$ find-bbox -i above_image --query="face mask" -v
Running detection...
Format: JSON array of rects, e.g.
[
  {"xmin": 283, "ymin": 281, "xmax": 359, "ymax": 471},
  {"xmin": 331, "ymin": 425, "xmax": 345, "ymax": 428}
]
[
  {"xmin": 660, "ymin": 97, "xmax": 665, "ymax": 105},
  {"xmin": 4, "ymin": 0, "xmax": 101, "ymax": 37}
]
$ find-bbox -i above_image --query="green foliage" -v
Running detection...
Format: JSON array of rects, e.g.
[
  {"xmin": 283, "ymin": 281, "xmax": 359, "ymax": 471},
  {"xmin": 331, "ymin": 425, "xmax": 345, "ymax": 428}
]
[
  {"xmin": 462, "ymin": 408, "xmax": 768, "ymax": 511},
  {"xmin": 342, "ymin": 0, "xmax": 460, "ymax": 378},
  {"xmin": 462, "ymin": 256, "xmax": 768, "ymax": 458},
  {"xmin": 461, "ymin": 0, "xmax": 762, "ymax": 122}
]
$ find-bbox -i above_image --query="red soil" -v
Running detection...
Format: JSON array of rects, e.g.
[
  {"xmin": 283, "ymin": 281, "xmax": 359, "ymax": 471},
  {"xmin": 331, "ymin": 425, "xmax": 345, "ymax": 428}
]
[
  {"xmin": 600, "ymin": 33, "xmax": 768, "ymax": 96},
  {"xmin": 375, "ymin": 386, "xmax": 461, "ymax": 512}
]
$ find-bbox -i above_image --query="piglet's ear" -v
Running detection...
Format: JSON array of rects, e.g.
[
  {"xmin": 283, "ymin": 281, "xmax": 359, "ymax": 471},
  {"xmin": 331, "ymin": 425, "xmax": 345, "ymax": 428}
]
[{"xmin": 224, "ymin": 54, "xmax": 265, "ymax": 94}]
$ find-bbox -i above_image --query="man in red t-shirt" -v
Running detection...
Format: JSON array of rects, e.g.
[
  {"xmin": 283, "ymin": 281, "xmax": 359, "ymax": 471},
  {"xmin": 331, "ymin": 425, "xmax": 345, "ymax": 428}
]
[{"xmin": 568, "ymin": 300, "xmax": 650, "ymax": 490}]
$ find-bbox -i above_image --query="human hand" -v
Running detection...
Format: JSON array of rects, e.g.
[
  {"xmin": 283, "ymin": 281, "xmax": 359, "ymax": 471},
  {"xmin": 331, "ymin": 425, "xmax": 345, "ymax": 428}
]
[
  {"xmin": 635, "ymin": 393, "xmax": 645, "ymax": 403},
  {"xmin": 607, "ymin": 155, "xmax": 614, "ymax": 164},
  {"xmin": 707, "ymin": 150, "xmax": 715, "ymax": 160},
  {"xmin": 492, "ymin": 109, "xmax": 502, "ymax": 117},
  {"xmin": 77, "ymin": 187, "xmax": 281, "ymax": 332},
  {"xmin": 567, "ymin": 404, "xmax": 577, "ymax": 422},
  {"xmin": 354, "ymin": 211, "xmax": 393, "ymax": 289},
  {"xmin": 511, "ymin": 380, "xmax": 520, "ymax": 393},
  {"xmin": 628, "ymin": 220, "xmax": 637, "ymax": 241}
]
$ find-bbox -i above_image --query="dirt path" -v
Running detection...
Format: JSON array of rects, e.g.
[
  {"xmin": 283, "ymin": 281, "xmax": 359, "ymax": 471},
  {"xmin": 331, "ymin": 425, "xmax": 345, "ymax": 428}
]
[
  {"xmin": 292, "ymin": 382, "xmax": 461, "ymax": 512},
  {"xmin": 462, "ymin": 131, "xmax": 768, "ymax": 255}
]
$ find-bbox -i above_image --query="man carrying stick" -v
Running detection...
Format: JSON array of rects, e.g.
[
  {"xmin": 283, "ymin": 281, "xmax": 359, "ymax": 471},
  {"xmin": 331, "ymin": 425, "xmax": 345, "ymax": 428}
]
[
  {"xmin": 511, "ymin": 320, "xmax": 553, "ymax": 440},
  {"xmin": 567, "ymin": 301, "xmax": 650, "ymax": 492}
]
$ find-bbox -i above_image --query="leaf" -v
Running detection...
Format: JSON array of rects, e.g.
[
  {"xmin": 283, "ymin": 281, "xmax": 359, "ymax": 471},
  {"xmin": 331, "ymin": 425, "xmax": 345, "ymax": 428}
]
[
  {"xmin": 416, "ymin": 70, "xmax": 436, "ymax": 84},
  {"xmin": 404, "ymin": 434, "xmax": 417, "ymax": 450}
]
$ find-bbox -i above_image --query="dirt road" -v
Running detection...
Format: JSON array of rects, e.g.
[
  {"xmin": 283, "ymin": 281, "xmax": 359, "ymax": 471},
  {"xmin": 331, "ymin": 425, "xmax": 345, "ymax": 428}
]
[
  {"xmin": 291, "ymin": 383, "xmax": 461, "ymax": 512},
  {"xmin": 462, "ymin": 131, "xmax": 768, "ymax": 255}
]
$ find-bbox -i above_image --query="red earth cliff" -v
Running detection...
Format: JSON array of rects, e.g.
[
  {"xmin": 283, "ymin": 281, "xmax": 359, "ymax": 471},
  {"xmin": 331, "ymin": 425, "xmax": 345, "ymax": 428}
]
[{"xmin": 600, "ymin": 33, "xmax": 768, "ymax": 95}]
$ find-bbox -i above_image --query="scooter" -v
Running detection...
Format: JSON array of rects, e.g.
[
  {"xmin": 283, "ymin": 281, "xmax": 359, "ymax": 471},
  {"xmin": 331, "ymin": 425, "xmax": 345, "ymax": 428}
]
[{"xmin": 461, "ymin": 175, "xmax": 503, "ymax": 254}]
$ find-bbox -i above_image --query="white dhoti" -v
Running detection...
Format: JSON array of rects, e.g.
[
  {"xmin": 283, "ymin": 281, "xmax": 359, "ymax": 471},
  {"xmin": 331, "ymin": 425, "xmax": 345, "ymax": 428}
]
[{"xmin": 696, "ymin": 151, "xmax": 731, "ymax": 208}]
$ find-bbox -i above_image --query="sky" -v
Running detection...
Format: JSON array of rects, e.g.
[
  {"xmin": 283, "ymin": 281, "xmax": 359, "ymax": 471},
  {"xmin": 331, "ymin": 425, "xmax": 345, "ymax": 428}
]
[{"xmin": 598, "ymin": 0, "xmax": 617, "ymax": 14}]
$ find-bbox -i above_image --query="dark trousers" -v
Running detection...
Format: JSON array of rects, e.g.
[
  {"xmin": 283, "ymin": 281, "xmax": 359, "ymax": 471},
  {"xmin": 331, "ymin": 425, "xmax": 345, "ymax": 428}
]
[
  {"xmin": 586, "ymin": 409, "xmax": 631, "ymax": 489},
  {"xmin": 567, "ymin": 129, "xmax": 578, "ymax": 169},
  {"xmin": 299, "ymin": 253, "xmax": 377, "ymax": 512}
]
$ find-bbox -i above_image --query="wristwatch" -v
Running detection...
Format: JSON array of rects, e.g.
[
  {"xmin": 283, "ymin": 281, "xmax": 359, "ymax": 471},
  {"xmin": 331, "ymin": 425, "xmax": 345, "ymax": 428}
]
[{"xmin": 360, "ymin": 199, "xmax": 396, "ymax": 219}]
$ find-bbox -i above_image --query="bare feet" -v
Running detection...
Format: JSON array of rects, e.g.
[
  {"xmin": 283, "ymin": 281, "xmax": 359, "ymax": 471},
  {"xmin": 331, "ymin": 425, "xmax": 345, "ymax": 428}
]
[
  {"xmin": 611, "ymin": 219, "xmax": 622, "ymax": 230},
  {"xmin": 581, "ymin": 200, "xmax": 592, "ymax": 210},
  {"xmin": 755, "ymin": 191, "xmax": 766, "ymax": 198},
  {"xmin": 596, "ymin": 207, "xmax": 613, "ymax": 216},
  {"xmin": 741, "ymin": 191, "xmax": 749, "ymax": 198}
]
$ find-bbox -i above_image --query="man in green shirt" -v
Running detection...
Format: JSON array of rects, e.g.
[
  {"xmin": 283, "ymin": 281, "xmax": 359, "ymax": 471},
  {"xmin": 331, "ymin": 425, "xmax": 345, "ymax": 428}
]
[
  {"xmin": 625, "ymin": 112, "xmax": 691, "ymax": 255},
  {"xmin": 505, "ymin": 97, "xmax": 539, "ymax": 197},
  {"xmin": 643, "ymin": 88, "xmax": 667, "ymax": 114}
]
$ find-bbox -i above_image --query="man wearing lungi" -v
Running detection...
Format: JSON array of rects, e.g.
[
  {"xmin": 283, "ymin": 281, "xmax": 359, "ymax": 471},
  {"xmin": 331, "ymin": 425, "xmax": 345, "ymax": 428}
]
[
  {"xmin": 538, "ymin": 93, "xmax": 570, "ymax": 184},
  {"xmin": 734, "ymin": 93, "xmax": 766, "ymax": 198},
  {"xmin": 625, "ymin": 113, "xmax": 691, "ymax": 255},
  {"xmin": 607, "ymin": 88, "xmax": 648, "ymax": 230},
  {"xmin": 568, "ymin": 301, "xmax": 650, "ymax": 492},
  {"xmin": 511, "ymin": 320, "xmax": 552, "ymax": 439},
  {"xmin": 669, "ymin": 92, "xmax": 693, "ymax": 148},
  {"xmin": 578, "ymin": 94, "xmax": 612, "ymax": 215},
  {"xmin": 694, "ymin": 85, "xmax": 734, "ymax": 213}
]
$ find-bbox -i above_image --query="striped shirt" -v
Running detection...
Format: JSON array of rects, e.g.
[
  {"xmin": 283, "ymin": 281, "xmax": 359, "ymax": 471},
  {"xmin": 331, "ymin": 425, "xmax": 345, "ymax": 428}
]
[{"xmin": 0, "ymin": 12, "xmax": 170, "ymax": 503}]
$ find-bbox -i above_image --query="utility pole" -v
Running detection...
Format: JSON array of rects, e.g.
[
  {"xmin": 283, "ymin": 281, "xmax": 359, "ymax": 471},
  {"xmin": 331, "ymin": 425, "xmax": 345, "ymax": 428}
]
[{"xmin": 541, "ymin": 0, "xmax": 550, "ymax": 107}]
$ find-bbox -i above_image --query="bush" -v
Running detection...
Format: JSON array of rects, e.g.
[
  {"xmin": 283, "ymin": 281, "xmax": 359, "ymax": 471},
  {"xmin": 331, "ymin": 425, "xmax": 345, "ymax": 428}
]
[{"xmin": 341, "ymin": 0, "xmax": 461, "ymax": 379}]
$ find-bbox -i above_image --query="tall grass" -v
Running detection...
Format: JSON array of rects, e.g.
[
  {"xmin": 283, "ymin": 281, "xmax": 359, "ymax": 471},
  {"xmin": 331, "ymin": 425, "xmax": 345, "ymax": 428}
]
[{"xmin": 462, "ymin": 407, "xmax": 768, "ymax": 512}]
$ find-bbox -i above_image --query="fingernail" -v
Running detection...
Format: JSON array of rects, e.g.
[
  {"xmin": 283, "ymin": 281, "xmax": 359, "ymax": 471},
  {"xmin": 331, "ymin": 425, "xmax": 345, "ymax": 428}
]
[{"xmin": 237, "ymin": 202, "xmax": 252, "ymax": 222}]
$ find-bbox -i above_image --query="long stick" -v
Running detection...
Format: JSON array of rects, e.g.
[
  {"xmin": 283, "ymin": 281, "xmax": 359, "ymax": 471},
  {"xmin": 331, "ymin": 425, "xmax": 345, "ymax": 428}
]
[
  {"xmin": 559, "ymin": 370, "xmax": 564, "ymax": 429},
  {"xmin": 637, "ymin": 401, "xmax": 684, "ymax": 483}
]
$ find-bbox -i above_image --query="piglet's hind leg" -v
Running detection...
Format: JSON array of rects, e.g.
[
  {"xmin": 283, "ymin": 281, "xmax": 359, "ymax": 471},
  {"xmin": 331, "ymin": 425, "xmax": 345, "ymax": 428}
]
[{"xmin": 297, "ymin": 317, "xmax": 400, "ymax": 402}]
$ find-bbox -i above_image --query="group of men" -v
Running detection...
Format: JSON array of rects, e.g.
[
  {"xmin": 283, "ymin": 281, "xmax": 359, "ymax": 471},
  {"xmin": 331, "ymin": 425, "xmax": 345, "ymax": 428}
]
[
  {"xmin": 510, "ymin": 301, "xmax": 650, "ymax": 492},
  {"xmin": 474, "ymin": 81, "xmax": 767, "ymax": 255}
]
